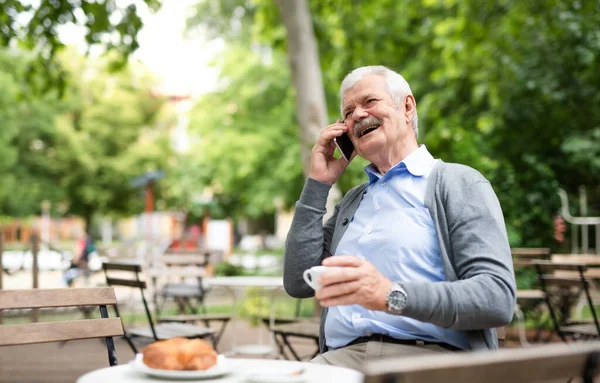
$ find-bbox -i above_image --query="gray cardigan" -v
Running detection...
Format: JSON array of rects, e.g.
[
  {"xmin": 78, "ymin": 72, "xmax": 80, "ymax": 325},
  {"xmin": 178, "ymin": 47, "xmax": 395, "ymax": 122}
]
[{"xmin": 283, "ymin": 160, "xmax": 516, "ymax": 353}]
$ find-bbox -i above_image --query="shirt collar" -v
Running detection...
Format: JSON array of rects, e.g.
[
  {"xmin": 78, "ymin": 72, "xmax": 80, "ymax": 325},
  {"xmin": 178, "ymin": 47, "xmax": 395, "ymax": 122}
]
[{"xmin": 365, "ymin": 145, "xmax": 435, "ymax": 184}]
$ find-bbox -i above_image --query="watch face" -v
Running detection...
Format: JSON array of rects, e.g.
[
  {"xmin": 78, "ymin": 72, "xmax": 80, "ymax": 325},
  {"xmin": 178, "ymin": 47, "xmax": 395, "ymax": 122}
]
[{"xmin": 389, "ymin": 289, "xmax": 407, "ymax": 311}]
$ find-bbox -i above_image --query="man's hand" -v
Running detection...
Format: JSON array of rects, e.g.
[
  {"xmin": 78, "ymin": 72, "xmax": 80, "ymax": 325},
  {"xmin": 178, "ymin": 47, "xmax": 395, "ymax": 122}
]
[
  {"xmin": 308, "ymin": 121, "xmax": 356, "ymax": 185},
  {"xmin": 315, "ymin": 256, "xmax": 393, "ymax": 311}
]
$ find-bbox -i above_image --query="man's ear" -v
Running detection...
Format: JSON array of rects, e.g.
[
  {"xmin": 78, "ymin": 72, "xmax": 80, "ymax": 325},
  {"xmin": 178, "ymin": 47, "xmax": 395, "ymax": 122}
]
[{"xmin": 404, "ymin": 95, "xmax": 416, "ymax": 125}]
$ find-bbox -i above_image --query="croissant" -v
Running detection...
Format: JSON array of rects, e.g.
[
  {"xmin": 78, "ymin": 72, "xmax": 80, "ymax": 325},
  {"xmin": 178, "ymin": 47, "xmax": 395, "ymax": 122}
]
[{"xmin": 143, "ymin": 338, "xmax": 218, "ymax": 370}]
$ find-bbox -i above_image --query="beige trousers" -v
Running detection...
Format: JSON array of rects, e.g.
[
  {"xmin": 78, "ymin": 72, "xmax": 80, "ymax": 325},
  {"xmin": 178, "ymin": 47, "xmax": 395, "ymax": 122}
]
[{"xmin": 311, "ymin": 340, "xmax": 454, "ymax": 371}]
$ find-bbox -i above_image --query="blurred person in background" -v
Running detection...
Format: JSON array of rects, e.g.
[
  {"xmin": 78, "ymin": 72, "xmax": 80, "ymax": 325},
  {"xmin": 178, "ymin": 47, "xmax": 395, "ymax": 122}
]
[
  {"xmin": 284, "ymin": 66, "xmax": 516, "ymax": 369},
  {"xmin": 63, "ymin": 232, "xmax": 96, "ymax": 287}
]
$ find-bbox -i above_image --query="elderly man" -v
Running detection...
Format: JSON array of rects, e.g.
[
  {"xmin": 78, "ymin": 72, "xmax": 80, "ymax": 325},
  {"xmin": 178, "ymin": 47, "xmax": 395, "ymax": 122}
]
[{"xmin": 283, "ymin": 66, "xmax": 516, "ymax": 369}]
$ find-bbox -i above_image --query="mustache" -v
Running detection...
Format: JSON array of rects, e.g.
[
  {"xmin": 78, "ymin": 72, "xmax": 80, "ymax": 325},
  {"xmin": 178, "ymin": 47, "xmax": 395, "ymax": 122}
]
[{"xmin": 354, "ymin": 116, "xmax": 383, "ymax": 137}]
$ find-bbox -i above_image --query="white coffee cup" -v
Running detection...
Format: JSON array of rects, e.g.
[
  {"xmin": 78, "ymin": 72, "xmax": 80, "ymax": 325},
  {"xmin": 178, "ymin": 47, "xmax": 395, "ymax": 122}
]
[{"xmin": 303, "ymin": 266, "xmax": 335, "ymax": 290}]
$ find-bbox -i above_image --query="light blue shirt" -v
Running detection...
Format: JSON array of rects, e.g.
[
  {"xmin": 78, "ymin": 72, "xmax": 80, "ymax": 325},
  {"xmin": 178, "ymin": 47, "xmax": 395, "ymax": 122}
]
[{"xmin": 324, "ymin": 145, "xmax": 469, "ymax": 350}]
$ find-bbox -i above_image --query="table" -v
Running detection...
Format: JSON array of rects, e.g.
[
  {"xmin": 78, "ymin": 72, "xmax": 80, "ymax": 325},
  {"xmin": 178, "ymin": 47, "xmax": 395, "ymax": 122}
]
[
  {"xmin": 77, "ymin": 357, "xmax": 364, "ymax": 383},
  {"xmin": 203, "ymin": 276, "xmax": 284, "ymax": 356}
]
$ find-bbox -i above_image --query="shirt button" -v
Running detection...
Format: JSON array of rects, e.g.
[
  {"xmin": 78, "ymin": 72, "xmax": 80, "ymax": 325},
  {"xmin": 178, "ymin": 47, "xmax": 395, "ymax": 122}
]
[
  {"xmin": 375, "ymin": 205, "xmax": 381, "ymax": 211},
  {"xmin": 366, "ymin": 227, "xmax": 372, "ymax": 234},
  {"xmin": 353, "ymin": 313, "xmax": 361, "ymax": 320},
  {"xmin": 381, "ymin": 182, "xmax": 386, "ymax": 186}
]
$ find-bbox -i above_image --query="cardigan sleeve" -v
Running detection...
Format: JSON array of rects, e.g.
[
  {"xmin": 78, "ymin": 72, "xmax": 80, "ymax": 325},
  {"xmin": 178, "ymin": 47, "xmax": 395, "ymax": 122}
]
[{"xmin": 399, "ymin": 165, "xmax": 516, "ymax": 330}]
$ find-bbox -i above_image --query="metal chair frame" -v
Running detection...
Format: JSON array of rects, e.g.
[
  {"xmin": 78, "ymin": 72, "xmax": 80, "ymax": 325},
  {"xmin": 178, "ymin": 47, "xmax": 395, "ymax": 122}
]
[{"xmin": 102, "ymin": 262, "xmax": 215, "ymax": 354}]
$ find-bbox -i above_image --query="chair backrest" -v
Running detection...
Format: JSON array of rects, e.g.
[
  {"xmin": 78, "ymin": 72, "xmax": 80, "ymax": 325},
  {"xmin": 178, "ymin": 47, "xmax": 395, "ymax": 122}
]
[
  {"xmin": 162, "ymin": 249, "xmax": 222, "ymax": 276},
  {"xmin": 102, "ymin": 262, "xmax": 147, "ymax": 289},
  {"xmin": 0, "ymin": 287, "xmax": 123, "ymax": 366},
  {"xmin": 149, "ymin": 254, "xmax": 208, "ymax": 282},
  {"xmin": 363, "ymin": 341, "xmax": 600, "ymax": 383},
  {"xmin": 533, "ymin": 260, "xmax": 600, "ymax": 338},
  {"xmin": 511, "ymin": 247, "xmax": 551, "ymax": 267},
  {"xmin": 161, "ymin": 253, "xmax": 210, "ymax": 266},
  {"xmin": 102, "ymin": 261, "xmax": 157, "ymax": 339}
]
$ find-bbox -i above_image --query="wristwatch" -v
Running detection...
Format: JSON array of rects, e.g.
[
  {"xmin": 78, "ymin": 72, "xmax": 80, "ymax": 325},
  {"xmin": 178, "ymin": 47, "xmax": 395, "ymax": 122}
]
[{"xmin": 386, "ymin": 282, "xmax": 408, "ymax": 314}]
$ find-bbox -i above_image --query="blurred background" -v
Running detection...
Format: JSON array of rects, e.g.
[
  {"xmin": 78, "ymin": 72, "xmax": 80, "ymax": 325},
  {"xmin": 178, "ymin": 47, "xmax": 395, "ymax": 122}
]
[
  {"xmin": 0, "ymin": 0, "xmax": 598, "ymax": 277},
  {"xmin": 0, "ymin": 1, "xmax": 600, "ymax": 380}
]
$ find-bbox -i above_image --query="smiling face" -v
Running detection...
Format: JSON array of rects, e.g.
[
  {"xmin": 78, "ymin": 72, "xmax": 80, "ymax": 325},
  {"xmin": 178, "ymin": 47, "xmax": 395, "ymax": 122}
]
[{"xmin": 341, "ymin": 74, "xmax": 417, "ymax": 170}]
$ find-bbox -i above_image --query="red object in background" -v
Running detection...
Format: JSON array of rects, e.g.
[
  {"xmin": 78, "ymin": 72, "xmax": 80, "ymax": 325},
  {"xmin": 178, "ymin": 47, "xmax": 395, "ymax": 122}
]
[
  {"xmin": 145, "ymin": 183, "xmax": 155, "ymax": 213},
  {"xmin": 170, "ymin": 239, "xmax": 181, "ymax": 250},
  {"xmin": 168, "ymin": 239, "xmax": 199, "ymax": 250},
  {"xmin": 168, "ymin": 224, "xmax": 201, "ymax": 250}
]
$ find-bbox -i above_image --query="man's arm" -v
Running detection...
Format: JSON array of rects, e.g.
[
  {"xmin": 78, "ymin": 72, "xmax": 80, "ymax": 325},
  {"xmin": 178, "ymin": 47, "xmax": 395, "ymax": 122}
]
[
  {"xmin": 283, "ymin": 178, "xmax": 339, "ymax": 298},
  {"xmin": 284, "ymin": 119, "xmax": 354, "ymax": 298},
  {"xmin": 400, "ymin": 179, "xmax": 517, "ymax": 330}
]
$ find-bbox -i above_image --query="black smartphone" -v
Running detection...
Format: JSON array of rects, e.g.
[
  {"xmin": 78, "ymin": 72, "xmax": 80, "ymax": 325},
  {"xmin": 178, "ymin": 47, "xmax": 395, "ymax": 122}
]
[{"xmin": 334, "ymin": 132, "xmax": 354, "ymax": 162}]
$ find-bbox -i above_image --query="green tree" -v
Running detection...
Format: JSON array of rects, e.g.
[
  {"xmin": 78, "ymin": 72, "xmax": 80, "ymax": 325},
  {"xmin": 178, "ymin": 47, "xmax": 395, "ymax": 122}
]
[
  {"xmin": 0, "ymin": 49, "xmax": 64, "ymax": 216},
  {"xmin": 0, "ymin": 49, "xmax": 172, "ymax": 231},
  {"xmin": 0, "ymin": 0, "xmax": 161, "ymax": 91},
  {"xmin": 187, "ymin": 0, "xmax": 600, "ymax": 246},
  {"xmin": 0, "ymin": 52, "xmax": 21, "ymax": 207},
  {"xmin": 53, "ymin": 53, "xmax": 172, "ymax": 229},
  {"xmin": 184, "ymin": 45, "xmax": 305, "ymax": 218}
]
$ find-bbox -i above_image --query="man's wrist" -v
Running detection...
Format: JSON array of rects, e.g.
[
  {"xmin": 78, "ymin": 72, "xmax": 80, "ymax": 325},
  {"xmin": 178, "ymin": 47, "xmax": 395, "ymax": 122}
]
[
  {"xmin": 307, "ymin": 174, "xmax": 335, "ymax": 186},
  {"xmin": 377, "ymin": 280, "xmax": 393, "ymax": 311},
  {"xmin": 385, "ymin": 282, "xmax": 408, "ymax": 314}
]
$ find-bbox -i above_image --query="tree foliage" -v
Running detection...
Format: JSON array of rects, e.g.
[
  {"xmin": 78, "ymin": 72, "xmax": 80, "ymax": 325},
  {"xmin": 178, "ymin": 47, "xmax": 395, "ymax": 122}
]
[
  {"xmin": 186, "ymin": 0, "xmax": 600, "ymax": 246},
  {"xmin": 182, "ymin": 45, "xmax": 306, "ymax": 218},
  {"xmin": 0, "ymin": 48, "xmax": 172, "ymax": 229},
  {"xmin": 0, "ymin": 0, "xmax": 161, "ymax": 91}
]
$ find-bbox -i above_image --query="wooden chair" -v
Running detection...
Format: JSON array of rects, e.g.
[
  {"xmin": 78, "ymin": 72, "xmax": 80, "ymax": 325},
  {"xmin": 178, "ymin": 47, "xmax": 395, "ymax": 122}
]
[
  {"xmin": 147, "ymin": 253, "xmax": 231, "ymax": 350},
  {"xmin": 533, "ymin": 260, "xmax": 600, "ymax": 341},
  {"xmin": 148, "ymin": 253, "xmax": 210, "ymax": 315},
  {"xmin": 551, "ymin": 254, "xmax": 600, "ymax": 279},
  {"xmin": 259, "ymin": 299, "xmax": 319, "ymax": 361},
  {"xmin": 511, "ymin": 248, "xmax": 552, "ymax": 266},
  {"xmin": 511, "ymin": 248, "xmax": 552, "ymax": 345},
  {"xmin": 552, "ymin": 254, "xmax": 600, "ymax": 320},
  {"xmin": 102, "ymin": 262, "xmax": 215, "ymax": 354},
  {"xmin": 269, "ymin": 319, "xmax": 320, "ymax": 361},
  {"xmin": 0, "ymin": 287, "xmax": 123, "ymax": 366},
  {"xmin": 362, "ymin": 341, "xmax": 600, "ymax": 383}
]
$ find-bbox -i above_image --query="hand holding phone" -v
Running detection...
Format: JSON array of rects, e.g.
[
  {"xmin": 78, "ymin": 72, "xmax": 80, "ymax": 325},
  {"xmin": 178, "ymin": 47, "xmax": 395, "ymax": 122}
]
[{"xmin": 308, "ymin": 121, "xmax": 354, "ymax": 185}]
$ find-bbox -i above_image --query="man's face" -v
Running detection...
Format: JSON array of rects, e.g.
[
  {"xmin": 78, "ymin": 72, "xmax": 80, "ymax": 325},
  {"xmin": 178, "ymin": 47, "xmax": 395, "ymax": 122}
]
[{"xmin": 341, "ymin": 74, "xmax": 413, "ymax": 161}]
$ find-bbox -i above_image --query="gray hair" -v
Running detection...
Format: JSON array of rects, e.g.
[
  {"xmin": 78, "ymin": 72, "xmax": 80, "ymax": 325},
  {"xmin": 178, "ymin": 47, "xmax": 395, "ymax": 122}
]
[{"xmin": 340, "ymin": 65, "xmax": 418, "ymax": 138}]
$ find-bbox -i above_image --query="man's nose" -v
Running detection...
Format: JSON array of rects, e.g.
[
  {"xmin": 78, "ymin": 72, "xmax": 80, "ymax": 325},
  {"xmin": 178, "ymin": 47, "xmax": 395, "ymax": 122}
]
[{"xmin": 350, "ymin": 106, "xmax": 369, "ymax": 121}]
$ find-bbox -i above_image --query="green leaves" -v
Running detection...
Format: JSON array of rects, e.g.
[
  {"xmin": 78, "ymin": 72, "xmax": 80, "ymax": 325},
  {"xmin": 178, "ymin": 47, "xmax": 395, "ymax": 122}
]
[
  {"xmin": 185, "ymin": 0, "xmax": 600, "ymax": 246},
  {"xmin": 0, "ymin": 0, "xmax": 161, "ymax": 92},
  {"xmin": 0, "ymin": 48, "xmax": 170, "ymax": 227},
  {"xmin": 177, "ymin": 45, "xmax": 305, "ymax": 218}
]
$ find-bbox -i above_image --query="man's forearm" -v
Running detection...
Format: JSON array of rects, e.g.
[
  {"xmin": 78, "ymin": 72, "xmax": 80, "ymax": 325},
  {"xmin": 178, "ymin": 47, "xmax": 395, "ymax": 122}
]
[
  {"xmin": 400, "ymin": 274, "xmax": 515, "ymax": 329},
  {"xmin": 283, "ymin": 178, "xmax": 335, "ymax": 298}
]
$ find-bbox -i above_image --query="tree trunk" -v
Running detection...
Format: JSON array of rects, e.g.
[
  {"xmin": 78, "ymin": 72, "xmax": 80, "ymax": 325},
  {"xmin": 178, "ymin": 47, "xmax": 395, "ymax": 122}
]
[
  {"xmin": 276, "ymin": 0, "xmax": 341, "ymax": 219},
  {"xmin": 276, "ymin": 0, "xmax": 327, "ymax": 176},
  {"xmin": 277, "ymin": 0, "xmax": 341, "ymax": 316}
]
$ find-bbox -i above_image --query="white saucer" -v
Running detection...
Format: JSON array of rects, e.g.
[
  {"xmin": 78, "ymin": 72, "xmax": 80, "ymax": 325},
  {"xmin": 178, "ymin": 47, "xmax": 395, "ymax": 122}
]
[{"xmin": 131, "ymin": 353, "xmax": 229, "ymax": 380}]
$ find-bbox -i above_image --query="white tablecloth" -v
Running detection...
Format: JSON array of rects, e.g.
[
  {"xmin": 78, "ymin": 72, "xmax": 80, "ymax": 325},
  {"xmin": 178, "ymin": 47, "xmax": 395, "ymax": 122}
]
[
  {"xmin": 77, "ymin": 357, "xmax": 364, "ymax": 383},
  {"xmin": 204, "ymin": 276, "xmax": 284, "ymax": 289}
]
